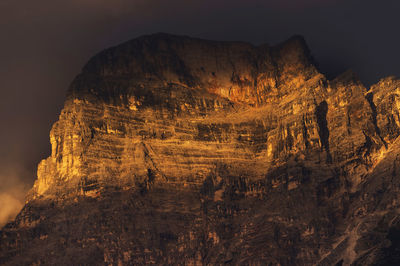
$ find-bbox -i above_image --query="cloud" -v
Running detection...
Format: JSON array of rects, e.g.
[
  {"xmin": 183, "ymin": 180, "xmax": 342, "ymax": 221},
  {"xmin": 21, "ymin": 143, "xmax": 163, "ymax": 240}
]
[
  {"xmin": 0, "ymin": 192, "xmax": 24, "ymax": 228},
  {"xmin": 0, "ymin": 166, "xmax": 31, "ymax": 228}
]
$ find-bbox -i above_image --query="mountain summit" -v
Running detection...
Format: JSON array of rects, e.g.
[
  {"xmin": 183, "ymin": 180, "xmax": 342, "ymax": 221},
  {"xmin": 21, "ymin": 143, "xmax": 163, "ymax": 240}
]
[{"xmin": 2, "ymin": 33, "xmax": 400, "ymax": 265}]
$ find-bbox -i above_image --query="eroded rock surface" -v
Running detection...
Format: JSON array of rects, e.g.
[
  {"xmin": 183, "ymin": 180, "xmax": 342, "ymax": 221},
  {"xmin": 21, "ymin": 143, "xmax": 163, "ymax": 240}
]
[{"xmin": 2, "ymin": 33, "xmax": 400, "ymax": 265}]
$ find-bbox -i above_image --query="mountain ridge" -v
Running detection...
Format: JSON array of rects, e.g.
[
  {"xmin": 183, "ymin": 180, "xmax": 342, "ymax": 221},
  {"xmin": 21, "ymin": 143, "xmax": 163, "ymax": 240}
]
[{"xmin": 1, "ymin": 33, "xmax": 400, "ymax": 265}]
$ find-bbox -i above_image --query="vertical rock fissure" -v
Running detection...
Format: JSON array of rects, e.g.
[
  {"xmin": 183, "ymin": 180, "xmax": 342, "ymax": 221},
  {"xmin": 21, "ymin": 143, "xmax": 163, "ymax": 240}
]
[
  {"xmin": 302, "ymin": 115, "xmax": 310, "ymax": 149},
  {"xmin": 365, "ymin": 92, "xmax": 387, "ymax": 148},
  {"xmin": 141, "ymin": 142, "xmax": 167, "ymax": 181},
  {"xmin": 315, "ymin": 101, "xmax": 332, "ymax": 163}
]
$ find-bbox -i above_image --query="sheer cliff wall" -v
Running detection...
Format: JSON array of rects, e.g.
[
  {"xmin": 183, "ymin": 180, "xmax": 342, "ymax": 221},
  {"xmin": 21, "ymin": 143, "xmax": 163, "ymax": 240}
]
[{"xmin": 2, "ymin": 34, "xmax": 400, "ymax": 265}]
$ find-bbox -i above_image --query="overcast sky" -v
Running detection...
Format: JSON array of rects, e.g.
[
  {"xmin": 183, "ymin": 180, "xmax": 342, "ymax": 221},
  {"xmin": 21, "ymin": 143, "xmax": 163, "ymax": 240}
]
[{"xmin": 1, "ymin": 0, "xmax": 400, "ymax": 223}]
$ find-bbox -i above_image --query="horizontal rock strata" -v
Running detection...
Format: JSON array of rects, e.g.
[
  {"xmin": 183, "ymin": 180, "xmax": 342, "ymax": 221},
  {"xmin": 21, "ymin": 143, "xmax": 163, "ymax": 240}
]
[{"xmin": 2, "ymin": 33, "xmax": 400, "ymax": 265}]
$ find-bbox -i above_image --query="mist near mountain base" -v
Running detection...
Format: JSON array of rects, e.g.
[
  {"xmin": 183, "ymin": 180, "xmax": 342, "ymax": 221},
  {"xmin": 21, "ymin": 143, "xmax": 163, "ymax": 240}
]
[{"xmin": 0, "ymin": 167, "xmax": 31, "ymax": 227}]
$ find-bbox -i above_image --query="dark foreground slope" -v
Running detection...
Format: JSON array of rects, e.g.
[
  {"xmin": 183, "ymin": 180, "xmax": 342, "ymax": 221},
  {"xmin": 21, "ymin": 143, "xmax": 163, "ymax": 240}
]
[{"xmin": 2, "ymin": 33, "xmax": 400, "ymax": 265}]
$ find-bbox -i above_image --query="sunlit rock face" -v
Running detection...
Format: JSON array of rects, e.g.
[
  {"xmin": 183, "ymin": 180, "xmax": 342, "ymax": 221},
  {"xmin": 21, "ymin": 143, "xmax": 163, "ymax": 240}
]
[{"xmin": 2, "ymin": 33, "xmax": 400, "ymax": 265}]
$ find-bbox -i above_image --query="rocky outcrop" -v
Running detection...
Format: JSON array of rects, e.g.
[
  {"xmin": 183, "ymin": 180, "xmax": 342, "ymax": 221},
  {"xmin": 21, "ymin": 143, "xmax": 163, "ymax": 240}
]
[{"xmin": 1, "ymin": 33, "xmax": 400, "ymax": 265}]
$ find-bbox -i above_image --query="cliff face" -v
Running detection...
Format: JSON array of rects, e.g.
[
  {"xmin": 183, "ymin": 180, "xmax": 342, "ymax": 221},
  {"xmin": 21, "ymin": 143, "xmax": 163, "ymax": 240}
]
[{"xmin": 1, "ymin": 33, "xmax": 400, "ymax": 265}]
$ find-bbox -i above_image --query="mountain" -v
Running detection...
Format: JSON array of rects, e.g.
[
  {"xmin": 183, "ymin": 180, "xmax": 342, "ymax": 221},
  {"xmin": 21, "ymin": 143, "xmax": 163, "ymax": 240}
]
[{"xmin": 2, "ymin": 33, "xmax": 400, "ymax": 265}]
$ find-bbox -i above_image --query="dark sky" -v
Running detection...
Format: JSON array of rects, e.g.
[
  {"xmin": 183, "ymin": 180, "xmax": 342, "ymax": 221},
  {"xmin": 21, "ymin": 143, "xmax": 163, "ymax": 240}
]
[{"xmin": 1, "ymin": 0, "xmax": 400, "ymax": 220}]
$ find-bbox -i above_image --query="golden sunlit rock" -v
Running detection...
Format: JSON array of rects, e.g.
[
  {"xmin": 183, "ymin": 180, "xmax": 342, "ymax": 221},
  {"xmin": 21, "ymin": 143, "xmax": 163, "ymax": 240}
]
[{"xmin": 1, "ymin": 33, "xmax": 400, "ymax": 265}]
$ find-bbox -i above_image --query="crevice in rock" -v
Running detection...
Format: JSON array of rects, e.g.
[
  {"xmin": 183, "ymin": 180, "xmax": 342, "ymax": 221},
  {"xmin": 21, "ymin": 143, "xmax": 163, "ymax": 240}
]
[
  {"xmin": 391, "ymin": 155, "xmax": 399, "ymax": 183},
  {"xmin": 346, "ymin": 110, "xmax": 352, "ymax": 135},
  {"xmin": 357, "ymin": 131, "xmax": 373, "ymax": 163},
  {"xmin": 302, "ymin": 115, "xmax": 310, "ymax": 149},
  {"xmin": 141, "ymin": 142, "xmax": 168, "ymax": 181},
  {"xmin": 366, "ymin": 92, "xmax": 387, "ymax": 148},
  {"xmin": 315, "ymin": 100, "xmax": 332, "ymax": 163},
  {"xmin": 286, "ymin": 125, "xmax": 294, "ymax": 150}
]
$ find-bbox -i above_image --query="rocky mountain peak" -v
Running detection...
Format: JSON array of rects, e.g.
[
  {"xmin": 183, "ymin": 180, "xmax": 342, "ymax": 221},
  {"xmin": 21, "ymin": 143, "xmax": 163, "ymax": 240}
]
[
  {"xmin": 271, "ymin": 34, "xmax": 315, "ymax": 65},
  {"xmin": 2, "ymin": 33, "xmax": 400, "ymax": 265},
  {"xmin": 331, "ymin": 69, "xmax": 363, "ymax": 86},
  {"xmin": 69, "ymin": 33, "xmax": 318, "ymax": 106}
]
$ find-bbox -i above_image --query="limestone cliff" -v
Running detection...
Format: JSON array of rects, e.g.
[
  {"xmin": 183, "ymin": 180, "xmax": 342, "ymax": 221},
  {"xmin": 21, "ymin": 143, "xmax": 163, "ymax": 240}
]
[{"xmin": 1, "ymin": 33, "xmax": 400, "ymax": 265}]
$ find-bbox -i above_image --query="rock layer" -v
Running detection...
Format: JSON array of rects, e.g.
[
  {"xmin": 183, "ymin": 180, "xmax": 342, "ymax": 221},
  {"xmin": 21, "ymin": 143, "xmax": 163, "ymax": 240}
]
[{"xmin": 2, "ymin": 33, "xmax": 400, "ymax": 265}]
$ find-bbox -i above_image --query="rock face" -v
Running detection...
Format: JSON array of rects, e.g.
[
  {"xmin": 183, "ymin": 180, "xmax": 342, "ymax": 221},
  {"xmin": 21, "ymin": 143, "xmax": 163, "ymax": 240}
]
[{"xmin": 1, "ymin": 33, "xmax": 400, "ymax": 265}]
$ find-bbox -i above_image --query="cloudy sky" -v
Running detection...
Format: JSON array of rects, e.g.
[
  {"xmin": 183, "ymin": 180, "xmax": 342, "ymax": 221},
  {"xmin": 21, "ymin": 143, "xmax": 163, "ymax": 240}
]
[{"xmin": 1, "ymin": 0, "xmax": 400, "ymax": 225}]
